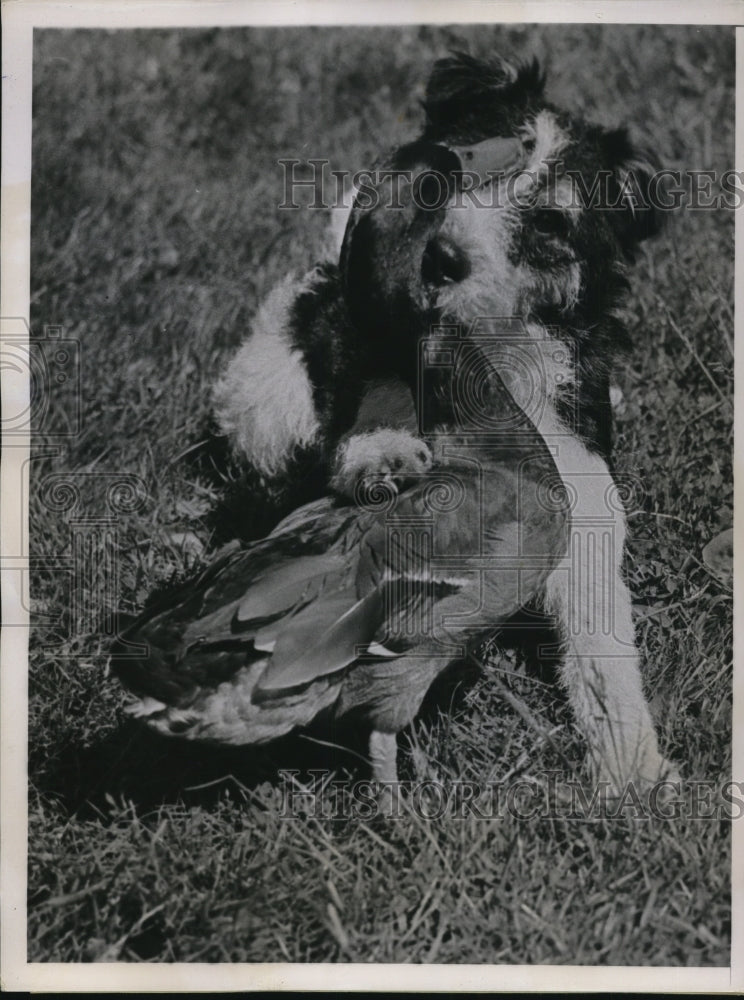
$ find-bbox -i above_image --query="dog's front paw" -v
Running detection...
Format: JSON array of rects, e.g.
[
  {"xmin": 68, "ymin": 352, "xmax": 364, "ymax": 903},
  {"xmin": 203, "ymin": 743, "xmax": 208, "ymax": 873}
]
[
  {"xmin": 593, "ymin": 743, "xmax": 681, "ymax": 804},
  {"xmin": 331, "ymin": 429, "xmax": 433, "ymax": 498}
]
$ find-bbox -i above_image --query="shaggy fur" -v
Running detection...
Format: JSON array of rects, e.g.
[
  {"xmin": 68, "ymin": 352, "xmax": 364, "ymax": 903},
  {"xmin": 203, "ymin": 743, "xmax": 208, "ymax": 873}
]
[
  {"xmin": 212, "ymin": 52, "xmax": 677, "ymax": 792},
  {"xmin": 212, "ymin": 273, "xmax": 321, "ymax": 475}
]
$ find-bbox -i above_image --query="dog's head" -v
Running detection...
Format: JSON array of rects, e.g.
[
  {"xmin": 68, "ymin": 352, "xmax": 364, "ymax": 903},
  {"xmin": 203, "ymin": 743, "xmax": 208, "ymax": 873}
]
[
  {"xmin": 340, "ymin": 52, "xmax": 661, "ymax": 367},
  {"xmin": 339, "ymin": 139, "xmax": 466, "ymax": 382}
]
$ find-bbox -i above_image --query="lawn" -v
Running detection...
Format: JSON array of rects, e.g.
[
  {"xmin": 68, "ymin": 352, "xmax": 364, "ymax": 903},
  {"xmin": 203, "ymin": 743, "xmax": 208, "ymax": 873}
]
[{"xmin": 27, "ymin": 23, "xmax": 733, "ymax": 964}]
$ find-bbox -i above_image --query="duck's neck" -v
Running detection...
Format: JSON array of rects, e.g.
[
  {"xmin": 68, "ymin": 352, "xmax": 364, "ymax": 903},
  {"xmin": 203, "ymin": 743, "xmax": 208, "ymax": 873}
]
[{"xmin": 418, "ymin": 350, "xmax": 542, "ymax": 461}]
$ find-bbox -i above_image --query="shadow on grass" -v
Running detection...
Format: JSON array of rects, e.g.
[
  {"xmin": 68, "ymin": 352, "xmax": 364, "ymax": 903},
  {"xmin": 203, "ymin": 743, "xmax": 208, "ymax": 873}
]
[
  {"xmin": 33, "ymin": 715, "xmax": 371, "ymax": 821},
  {"xmin": 35, "ymin": 628, "xmax": 561, "ymax": 822},
  {"xmin": 185, "ymin": 416, "xmax": 329, "ymax": 544}
]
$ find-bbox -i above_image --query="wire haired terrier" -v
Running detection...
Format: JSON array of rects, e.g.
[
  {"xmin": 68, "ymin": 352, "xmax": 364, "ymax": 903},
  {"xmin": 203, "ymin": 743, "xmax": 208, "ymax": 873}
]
[{"xmin": 212, "ymin": 52, "xmax": 679, "ymax": 794}]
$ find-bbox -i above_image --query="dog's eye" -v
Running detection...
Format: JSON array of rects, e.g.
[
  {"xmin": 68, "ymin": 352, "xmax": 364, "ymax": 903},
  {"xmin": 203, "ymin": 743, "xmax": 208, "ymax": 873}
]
[{"xmin": 532, "ymin": 208, "xmax": 570, "ymax": 240}]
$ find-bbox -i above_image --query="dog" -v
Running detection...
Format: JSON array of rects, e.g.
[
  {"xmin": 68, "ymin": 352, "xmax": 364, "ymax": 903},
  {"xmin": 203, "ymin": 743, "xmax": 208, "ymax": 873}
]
[{"xmin": 212, "ymin": 52, "xmax": 678, "ymax": 794}]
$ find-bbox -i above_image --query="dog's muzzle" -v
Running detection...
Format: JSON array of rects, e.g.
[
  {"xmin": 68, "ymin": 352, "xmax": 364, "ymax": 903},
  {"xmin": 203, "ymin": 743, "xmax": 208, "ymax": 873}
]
[
  {"xmin": 421, "ymin": 232, "xmax": 470, "ymax": 287},
  {"xmin": 421, "ymin": 136, "xmax": 524, "ymax": 289},
  {"xmin": 339, "ymin": 135, "xmax": 526, "ymax": 367}
]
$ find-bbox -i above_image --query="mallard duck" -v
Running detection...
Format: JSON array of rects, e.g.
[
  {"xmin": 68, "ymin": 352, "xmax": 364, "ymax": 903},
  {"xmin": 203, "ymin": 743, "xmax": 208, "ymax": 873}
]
[{"xmin": 111, "ymin": 346, "xmax": 570, "ymax": 788}]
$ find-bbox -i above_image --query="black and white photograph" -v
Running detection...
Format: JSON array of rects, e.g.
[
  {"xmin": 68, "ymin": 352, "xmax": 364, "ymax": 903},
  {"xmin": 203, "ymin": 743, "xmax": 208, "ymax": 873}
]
[{"xmin": 1, "ymin": 0, "xmax": 739, "ymax": 989}]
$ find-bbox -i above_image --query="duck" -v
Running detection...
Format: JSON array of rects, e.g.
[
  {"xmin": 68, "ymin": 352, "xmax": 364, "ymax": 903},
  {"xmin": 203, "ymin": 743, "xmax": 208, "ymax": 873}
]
[{"xmin": 111, "ymin": 340, "xmax": 570, "ymax": 790}]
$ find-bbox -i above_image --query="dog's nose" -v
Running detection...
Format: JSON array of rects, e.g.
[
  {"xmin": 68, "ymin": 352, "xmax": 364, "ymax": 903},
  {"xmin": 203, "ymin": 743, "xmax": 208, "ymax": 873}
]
[{"xmin": 422, "ymin": 235, "xmax": 470, "ymax": 286}]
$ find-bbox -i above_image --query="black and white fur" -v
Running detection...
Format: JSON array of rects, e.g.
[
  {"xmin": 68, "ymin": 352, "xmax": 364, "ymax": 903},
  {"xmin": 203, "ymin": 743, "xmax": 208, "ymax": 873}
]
[{"xmin": 213, "ymin": 53, "xmax": 677, "ymax": 793}]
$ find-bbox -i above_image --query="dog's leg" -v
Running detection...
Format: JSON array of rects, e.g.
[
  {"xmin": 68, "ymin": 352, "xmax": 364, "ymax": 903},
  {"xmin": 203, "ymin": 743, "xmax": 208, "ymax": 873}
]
[
  {"xmin": 331, "ymin": 379, "xmax": 432, "ymax": 497},
  {"xmin": 214, "ymin": 273, "xmax": 430, "ymax": 494},
  {"xmin": 212, "ymin": 272, "xmax": 322, "ymax": 477},
  {"xmin": 544, "ymin": 439, "xmax": 678, "ymax": 795}
]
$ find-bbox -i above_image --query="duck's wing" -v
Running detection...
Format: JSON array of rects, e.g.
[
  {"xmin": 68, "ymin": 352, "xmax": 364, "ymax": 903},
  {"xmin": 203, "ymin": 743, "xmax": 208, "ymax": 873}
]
[
  {"xmin": 256, "ymin": 441, "xmax": 572, "ymax": 698},
  {"xmin": 249, "ymin": 588, "xmax": 386, "ymax": 698},
  {"xmin": 253, "ymin": 479, "xmax": 478, "ymax": 696},
  {"xmin": 111, "ymin": 500, "xmax": 366, "ymax": 703}
]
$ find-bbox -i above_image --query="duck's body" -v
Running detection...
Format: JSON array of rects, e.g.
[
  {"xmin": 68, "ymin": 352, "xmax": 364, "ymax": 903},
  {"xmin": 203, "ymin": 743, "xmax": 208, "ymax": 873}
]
[{"xmin": 112, "ymin": 350, "xmax": 570, "ymax": 785}]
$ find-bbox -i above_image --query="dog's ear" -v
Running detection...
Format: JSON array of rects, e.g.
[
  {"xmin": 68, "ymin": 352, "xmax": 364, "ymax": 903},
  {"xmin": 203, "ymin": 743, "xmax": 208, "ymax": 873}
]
[
  {"xmin": 423, "ymin": 51, "xmax": 545, "ymax": 134},
  {"xmin": 599, "ymin": 126, "xmax": 662, "ymax": 257}
]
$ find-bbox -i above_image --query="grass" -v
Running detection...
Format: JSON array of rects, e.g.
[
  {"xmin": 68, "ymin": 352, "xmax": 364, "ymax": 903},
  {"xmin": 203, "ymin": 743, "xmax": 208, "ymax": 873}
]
[{"xmin": 27, "ymin": 23, "xmax": 733, "ymax": 964}]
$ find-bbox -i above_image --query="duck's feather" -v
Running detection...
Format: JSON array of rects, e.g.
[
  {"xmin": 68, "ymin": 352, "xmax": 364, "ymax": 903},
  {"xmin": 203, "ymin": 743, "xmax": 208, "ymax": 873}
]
[
  {"xmin": 254, "ymin": 589, "xmax": 384, "ymax": 696},
  {"xmin": 234, "ymin": 553, "xmax": 351, "ymax": 626}
]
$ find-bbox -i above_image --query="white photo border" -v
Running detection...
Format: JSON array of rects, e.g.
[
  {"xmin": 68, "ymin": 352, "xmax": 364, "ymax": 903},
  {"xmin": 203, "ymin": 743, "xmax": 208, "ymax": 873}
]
[{"xmin": 2, "ymin": 0, "xmax": 741, "ymax": 991}]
